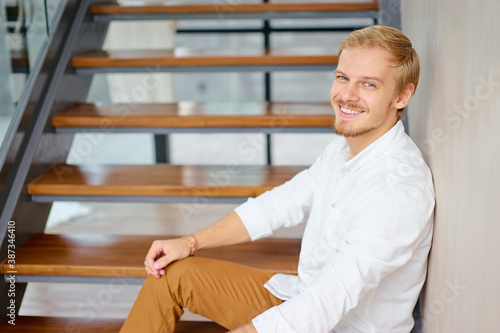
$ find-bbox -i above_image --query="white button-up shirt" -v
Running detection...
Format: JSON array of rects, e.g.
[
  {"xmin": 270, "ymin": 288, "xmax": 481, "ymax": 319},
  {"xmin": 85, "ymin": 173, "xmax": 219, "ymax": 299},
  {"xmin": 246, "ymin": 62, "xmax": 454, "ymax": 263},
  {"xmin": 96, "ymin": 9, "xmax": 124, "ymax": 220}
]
[{"xmin": 235, "ymin": 121, "xmax": 435, "ymax": 333}]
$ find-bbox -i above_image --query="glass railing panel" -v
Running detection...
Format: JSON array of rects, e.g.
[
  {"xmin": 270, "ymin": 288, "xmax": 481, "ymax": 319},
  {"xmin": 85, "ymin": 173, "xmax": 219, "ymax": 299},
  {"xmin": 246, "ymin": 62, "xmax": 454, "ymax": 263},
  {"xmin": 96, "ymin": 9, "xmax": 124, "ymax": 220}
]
[
  {"xmin": 23, "ymin": 0, "xmax": 49, "ymax": 70},
  {"xmin": 0, "ymin": 1, "xmax": 18, "ymax": 150},
  {"xmin": 0, "ymin": 0, "xmax": 65, "ymax": 169},
  {"xmin": 46, "ymin": 0, "xmax": 64, "ymax": 34}
]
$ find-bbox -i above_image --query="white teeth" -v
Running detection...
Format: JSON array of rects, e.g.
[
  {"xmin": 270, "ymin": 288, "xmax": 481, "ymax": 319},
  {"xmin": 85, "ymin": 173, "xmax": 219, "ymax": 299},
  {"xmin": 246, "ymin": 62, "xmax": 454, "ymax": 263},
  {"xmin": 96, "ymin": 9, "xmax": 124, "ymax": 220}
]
[{"xmin": 340, "ymin": 106, "xmax": 363, "ymax": 114}]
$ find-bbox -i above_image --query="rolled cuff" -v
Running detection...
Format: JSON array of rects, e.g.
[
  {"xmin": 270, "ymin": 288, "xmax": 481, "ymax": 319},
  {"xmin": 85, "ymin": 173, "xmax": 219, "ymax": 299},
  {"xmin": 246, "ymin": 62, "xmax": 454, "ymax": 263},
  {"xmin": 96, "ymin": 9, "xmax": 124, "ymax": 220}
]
[
  {"xmin": 234, "ymin": 197, "xmax": 274, "ymax": 241},
  {"xmin": 252, "ymin": 306, "xmax": 297, "ymax": 333}
]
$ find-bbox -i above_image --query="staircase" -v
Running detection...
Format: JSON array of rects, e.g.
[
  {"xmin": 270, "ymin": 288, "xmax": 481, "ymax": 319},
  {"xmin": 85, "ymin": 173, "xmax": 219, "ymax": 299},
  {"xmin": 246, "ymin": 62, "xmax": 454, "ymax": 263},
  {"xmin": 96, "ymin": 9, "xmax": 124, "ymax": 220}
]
[{"xmin": 0, "ymin": 1, "xmax": 400, "ymax": 331}]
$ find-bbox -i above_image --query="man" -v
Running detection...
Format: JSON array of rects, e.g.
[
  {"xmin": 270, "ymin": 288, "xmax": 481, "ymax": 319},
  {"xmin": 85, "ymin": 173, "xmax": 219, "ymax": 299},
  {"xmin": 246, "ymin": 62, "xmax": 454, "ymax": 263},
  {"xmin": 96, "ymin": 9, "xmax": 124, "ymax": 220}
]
[{"xmin": 121, "ymin": 25, "xmax": 435, "ymax": 333}]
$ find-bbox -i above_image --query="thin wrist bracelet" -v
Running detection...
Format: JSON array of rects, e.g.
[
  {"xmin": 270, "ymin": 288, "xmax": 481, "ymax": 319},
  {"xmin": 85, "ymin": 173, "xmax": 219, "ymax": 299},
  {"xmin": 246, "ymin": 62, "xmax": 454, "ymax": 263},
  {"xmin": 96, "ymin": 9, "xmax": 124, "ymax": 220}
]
[{"xmin": 184, "ymin": 234, "xmax": 199, "ymax": 256}]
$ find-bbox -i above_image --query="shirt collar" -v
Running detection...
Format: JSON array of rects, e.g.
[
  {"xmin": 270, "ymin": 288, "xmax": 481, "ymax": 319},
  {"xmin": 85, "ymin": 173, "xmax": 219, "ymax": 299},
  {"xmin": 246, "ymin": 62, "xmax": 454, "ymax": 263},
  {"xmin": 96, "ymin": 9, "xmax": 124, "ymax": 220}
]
[{"xmin": 337, "ymin": 120, "xmax": 406, "ymax": 174}]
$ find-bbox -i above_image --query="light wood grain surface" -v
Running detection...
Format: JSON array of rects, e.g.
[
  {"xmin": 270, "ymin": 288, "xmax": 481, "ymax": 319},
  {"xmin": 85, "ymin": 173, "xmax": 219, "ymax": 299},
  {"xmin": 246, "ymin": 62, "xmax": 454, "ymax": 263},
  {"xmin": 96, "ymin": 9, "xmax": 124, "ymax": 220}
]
[
  {"xmin": 403, "ymin": 1, "xmax": 500, "ymax": 331},
  {"xmin": 0, "ymin": 316, "xmax": 226, "ymax": 333},
  {"xmin": 53, "ymin": 102, "xmax": 334, "ymax": 128},
  {"xmin": 28, "ymin": 164, "xmax": 305, "ymax": 197},
  {"xmin": 0, "ymin": 233, "xmax": 300, "ymax": 277},
  {"xmin": 91, "ymin": 2, "xmax": 380, "ymax": 15},
  {"xmin": 73, "ymin": 49, "xmax": 339, "ymax": 68}
]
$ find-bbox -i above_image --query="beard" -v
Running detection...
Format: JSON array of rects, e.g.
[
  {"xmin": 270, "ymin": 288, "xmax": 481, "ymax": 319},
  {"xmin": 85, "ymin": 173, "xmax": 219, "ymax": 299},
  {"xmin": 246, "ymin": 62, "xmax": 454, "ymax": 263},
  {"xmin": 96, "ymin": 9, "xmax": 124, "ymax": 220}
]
[
  {"xmin": 333, "ymin": 118, "xmax": 378, "ymax": 138},
  {"xmin": 331, "ymin": 98, "xmax": 392, "ymax": 138}
]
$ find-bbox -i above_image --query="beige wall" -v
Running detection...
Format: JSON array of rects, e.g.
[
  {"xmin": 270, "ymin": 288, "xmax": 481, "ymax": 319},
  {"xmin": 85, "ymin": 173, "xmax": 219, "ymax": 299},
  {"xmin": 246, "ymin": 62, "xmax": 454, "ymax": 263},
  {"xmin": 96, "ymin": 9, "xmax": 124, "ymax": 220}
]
[{"xmin": 402, "ymin": 1, "xmax": 500, "ymax": 332}]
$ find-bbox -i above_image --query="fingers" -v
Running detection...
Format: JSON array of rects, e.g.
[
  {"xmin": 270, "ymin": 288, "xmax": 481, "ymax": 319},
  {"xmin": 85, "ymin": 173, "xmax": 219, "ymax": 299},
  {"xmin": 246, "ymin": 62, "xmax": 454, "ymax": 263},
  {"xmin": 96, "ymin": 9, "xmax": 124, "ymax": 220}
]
[
  {"xmin": 145, "ymin": 256, "xmax": 165, "ymax": 278},
  {"xmin": 153, "ymin": 255, "xmax": 173, "ymax": 271},
  {"xmin": 145, "ymin": 240, "xmax": 169, "ymax": 278},
  {"xmin": 143, "ymin": 238, "xmax": 192, "ymax": 278}
]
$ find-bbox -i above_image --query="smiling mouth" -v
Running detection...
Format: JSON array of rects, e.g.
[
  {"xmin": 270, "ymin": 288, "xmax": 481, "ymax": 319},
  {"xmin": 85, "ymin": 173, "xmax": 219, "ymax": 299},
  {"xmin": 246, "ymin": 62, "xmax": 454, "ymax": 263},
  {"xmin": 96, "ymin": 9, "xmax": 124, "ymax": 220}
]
[{"xmin": 339, "ymin": 105, "xmax": 365, "ymax": 118}]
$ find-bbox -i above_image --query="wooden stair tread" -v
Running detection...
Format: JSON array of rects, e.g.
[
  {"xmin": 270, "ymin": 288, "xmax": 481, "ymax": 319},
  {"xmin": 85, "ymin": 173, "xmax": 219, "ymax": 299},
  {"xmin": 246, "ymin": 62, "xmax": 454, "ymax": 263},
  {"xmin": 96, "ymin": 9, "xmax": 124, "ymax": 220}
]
[
  {"xmin": 0, "ymin": 233, "xmax": 300, "ymax": 277},
  {"xmin": 0, "ymin": 316, "xmax": 226, "ymax": 332},
  {"xmin": 28, "ymin": 164, "xmax": 305, "ymax": 197},
  {"xmin": 91, "ymin": 2, "xmax": 379, "ymax": 15},
  {"xmin": 53, "ymin": 102, "xmax": 333, "ymax": 128},
  {"xmin": 73, "ymin": 49, "xmax": 339, "ymax": 68}
]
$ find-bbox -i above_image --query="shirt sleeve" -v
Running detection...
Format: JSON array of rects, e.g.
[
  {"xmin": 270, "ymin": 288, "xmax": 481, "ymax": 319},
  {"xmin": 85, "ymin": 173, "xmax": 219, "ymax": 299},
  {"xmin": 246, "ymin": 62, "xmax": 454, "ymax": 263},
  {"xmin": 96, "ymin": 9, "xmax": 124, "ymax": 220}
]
[
  {"xmin": 252, "ymin": 183, "xmax": 435, "ymax": 332},
  {"xmin": 235, "ymin": 138, "xmax": 341, "ymax": 241}
]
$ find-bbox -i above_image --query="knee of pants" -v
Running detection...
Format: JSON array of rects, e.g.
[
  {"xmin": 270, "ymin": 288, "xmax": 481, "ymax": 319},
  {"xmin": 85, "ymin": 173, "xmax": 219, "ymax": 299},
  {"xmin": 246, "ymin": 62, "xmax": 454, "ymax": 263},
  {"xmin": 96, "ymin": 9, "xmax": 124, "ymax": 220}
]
[
  {"xmin": 162, "ymin": 257, "xmax": 201, "ymax": 300},
  {"xmin": 164, "ymin": 257, "xmax": 194, "ymax": 285},
  {"xmin": 140, "ymin": 258, "xmax": 195, "ymax": 298}
]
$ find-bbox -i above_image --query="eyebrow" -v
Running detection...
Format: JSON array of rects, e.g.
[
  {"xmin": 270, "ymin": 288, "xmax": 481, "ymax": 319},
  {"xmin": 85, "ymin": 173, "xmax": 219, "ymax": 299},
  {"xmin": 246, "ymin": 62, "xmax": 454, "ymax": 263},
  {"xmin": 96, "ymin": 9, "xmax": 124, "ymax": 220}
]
[{"xmin": 334, "ymin": 69, "xmax": 384, "ymax": 84}]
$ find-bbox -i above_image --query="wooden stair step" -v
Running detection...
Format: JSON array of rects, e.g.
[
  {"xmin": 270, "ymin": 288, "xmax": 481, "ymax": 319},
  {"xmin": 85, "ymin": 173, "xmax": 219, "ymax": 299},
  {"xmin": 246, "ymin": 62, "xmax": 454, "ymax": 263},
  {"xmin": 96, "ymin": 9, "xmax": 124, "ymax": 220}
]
[
  {"xmin": 0, "ymin": 233, "xmax": 300, "ymax": 277},
  {"xmin": 91, "ymin": 2, "xmax": 380, "ymax": 15},
  {"xmin": 0, "ymin": 316, "xmax": 226, "ymax": 333},
  {"xmin": 28, "ymin": 164, "xmax": 305, "ymax": 198},
  {"xmin": 72, "ymin": 49, "xmax": 338, "ymax": 69},
  {"xmin": 53, "ymin": 102, "xmax": 333, "ymax": 129}
]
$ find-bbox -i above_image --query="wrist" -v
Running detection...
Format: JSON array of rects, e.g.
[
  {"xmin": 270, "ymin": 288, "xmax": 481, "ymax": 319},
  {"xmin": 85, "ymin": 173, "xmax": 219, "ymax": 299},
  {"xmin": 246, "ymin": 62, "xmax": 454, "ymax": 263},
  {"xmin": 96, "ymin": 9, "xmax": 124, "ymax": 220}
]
[{"xmin": 183, "ymin": 234, "xmax": 198, "ymax": 256}]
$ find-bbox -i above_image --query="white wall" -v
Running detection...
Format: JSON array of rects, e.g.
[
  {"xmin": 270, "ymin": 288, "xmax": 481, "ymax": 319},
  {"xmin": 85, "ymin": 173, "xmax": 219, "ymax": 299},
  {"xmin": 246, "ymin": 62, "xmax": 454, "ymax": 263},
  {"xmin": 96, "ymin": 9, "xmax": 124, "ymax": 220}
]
[{"xmin": 402, "ymin": 1, "xmax": 500, "ymax": 332}]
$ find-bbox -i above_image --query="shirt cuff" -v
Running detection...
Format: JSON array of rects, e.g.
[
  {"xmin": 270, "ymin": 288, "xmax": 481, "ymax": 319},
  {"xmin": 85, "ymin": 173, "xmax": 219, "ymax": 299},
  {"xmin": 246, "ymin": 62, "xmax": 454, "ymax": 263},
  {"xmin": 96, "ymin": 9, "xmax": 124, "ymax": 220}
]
[
  {"xmin": 252, "ymin": 306, "xmax": 296, "ymax": 333},
  {"xmin": 234, "ymin": 197, "xmax": 274, "ymax": 241}
]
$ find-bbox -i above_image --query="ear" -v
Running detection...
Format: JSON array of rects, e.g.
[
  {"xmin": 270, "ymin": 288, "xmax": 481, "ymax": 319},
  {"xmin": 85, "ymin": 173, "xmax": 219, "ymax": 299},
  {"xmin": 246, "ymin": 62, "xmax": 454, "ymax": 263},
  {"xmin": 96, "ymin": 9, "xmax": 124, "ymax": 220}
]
[{"xmin": 393, "ymin": 83, "xmax": 415, "ymax": 109}]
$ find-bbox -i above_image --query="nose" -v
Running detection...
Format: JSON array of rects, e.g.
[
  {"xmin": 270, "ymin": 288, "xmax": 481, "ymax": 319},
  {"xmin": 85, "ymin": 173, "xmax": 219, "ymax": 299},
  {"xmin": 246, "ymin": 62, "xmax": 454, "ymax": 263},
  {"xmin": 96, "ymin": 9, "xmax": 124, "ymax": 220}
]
[{"xmin": 339, "ymin": 82, "xmax": 359, "ymax": 103}]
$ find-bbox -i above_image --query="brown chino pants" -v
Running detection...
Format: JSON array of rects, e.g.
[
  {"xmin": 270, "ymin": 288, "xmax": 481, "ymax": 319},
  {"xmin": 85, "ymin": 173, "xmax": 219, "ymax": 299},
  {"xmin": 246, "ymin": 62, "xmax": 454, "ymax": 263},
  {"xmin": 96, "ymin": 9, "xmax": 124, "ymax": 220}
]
[{"xmin": 120, "ymin": 257, "xmax": 284, "ymax": 332}]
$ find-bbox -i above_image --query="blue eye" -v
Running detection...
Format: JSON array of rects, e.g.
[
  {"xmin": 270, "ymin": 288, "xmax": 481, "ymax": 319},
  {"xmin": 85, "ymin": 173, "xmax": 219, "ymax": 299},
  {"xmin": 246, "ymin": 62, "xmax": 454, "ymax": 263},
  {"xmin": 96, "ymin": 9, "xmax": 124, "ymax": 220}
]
[
  {"xmin": 365, "ymin": 82, "xmax": 376, "ymax": 88},
  {"xmin": 336, "ymin": 76, "xmax": 348, "ymax": 81}
]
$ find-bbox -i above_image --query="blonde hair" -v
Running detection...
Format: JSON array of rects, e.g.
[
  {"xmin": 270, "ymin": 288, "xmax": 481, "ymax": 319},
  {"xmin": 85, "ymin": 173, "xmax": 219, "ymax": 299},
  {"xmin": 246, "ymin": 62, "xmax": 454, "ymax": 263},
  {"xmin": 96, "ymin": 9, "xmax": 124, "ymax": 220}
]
[{"xmin": 339, "ymin": 25, "xmax": 420, "ymax": 119}]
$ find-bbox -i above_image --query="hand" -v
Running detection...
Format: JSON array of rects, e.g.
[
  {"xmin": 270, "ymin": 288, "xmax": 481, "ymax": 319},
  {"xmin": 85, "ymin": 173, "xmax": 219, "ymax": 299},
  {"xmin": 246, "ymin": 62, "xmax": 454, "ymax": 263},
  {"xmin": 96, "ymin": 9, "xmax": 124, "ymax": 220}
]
[
  {"xmin": 144, "ymin": 238, "xmax": 191, "ymax": 278},
  {"xmin": 228, "ymin": 322, "xmax": 257, "ymax": 333}
]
